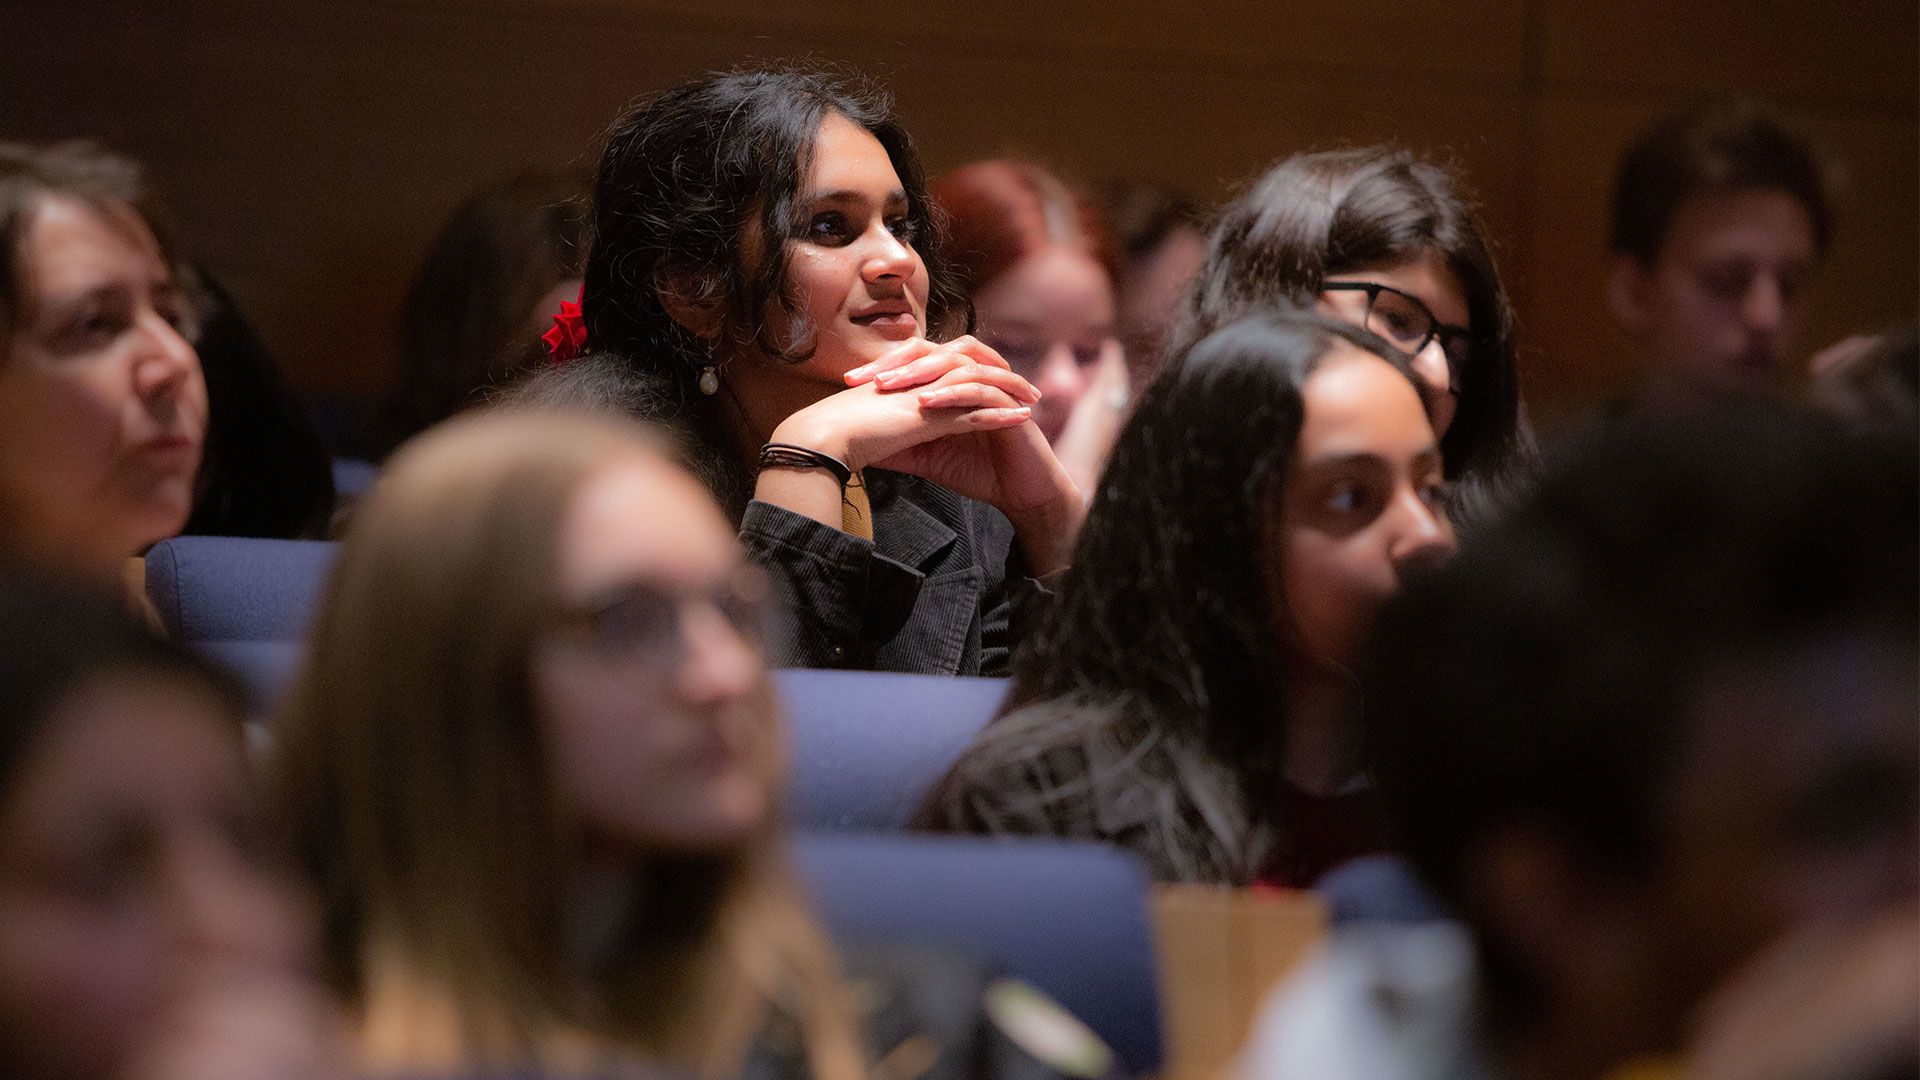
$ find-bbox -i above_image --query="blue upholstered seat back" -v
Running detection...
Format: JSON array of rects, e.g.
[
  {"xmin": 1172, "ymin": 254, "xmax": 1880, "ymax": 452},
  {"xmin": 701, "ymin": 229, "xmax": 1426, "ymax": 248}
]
[
  {"xmin": 149, "ymin": 537, "xmax": 1161, "ymax": 1071},
  {"xmin": 775, "ymin": 668, "xmax": 1005, "ymax": 831},
  {"xmin": 145, "ymin": 536, "xmax": 336, "ymax": 642},
  {"xmin": 794, "ymin": 833, "xmax": 1164, "ymax": 1075}
]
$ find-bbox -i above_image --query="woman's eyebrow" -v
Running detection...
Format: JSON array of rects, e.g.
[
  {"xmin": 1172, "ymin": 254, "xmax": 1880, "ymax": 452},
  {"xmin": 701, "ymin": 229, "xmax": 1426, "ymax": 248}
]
[
  {"xmin": 1300, "ymin": 450, "xmax": 1388, "ymax": 470},
  {"xmin": 801, "ymin": 187, "xmax": 909, "ymax": 207}
]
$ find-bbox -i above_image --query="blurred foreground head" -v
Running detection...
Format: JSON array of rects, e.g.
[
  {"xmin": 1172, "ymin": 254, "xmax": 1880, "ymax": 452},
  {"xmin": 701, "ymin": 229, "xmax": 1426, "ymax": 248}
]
[
  {"xmin": 275, "ymin": 407, "xmax": 863, "ymax": 1078},
  {"xmin": 0, "ymin": 571, "xmax": 323, "ymax": 1080},
  {"xmin": 1366, "ymin": 400, "xmax": 1916, "ymax": 1076}
]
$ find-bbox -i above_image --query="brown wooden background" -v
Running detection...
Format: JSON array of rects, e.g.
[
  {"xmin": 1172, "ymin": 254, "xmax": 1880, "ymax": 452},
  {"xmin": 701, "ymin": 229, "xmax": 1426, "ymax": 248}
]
[{"xmin": 9, "ymin": 0, "xmax": 1917, "ymax": 429}]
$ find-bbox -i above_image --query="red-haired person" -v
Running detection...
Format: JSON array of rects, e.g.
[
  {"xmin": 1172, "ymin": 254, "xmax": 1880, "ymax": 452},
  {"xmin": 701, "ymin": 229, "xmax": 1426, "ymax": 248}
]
[{"xmin": 932, "ymin": 161, "xmax": 1129, "ymax": 491}]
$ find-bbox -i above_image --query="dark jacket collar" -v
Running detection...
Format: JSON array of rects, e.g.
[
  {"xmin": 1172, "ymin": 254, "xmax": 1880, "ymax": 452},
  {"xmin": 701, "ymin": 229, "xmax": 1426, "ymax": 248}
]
[{"xmin": 867, "ymin": 470, "xmax": 962, "ymax": 571}]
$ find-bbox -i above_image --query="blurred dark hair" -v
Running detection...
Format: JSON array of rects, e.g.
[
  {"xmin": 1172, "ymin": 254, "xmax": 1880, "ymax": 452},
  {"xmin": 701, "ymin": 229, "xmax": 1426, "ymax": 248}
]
[
  {"xmin": 1172, "ymin": 147, "xmax": 1529, "ymax": 519},
  {"xmin": 951, "ymin": 309, "xmax": 1428, "ymax": 882},
  {"xmin": 1102, "ymin": 179, "xmax": 1209, "ymax": 262},
  {"xmin": 503, "ymin": 350, "xmax": 733, "ymax": 499},
  {"xmin": 1365, "ymin": 401, "xmax": 1916, "ymax": 995},
  {"xmin": 0, "ymin": 568, "xmax": 247, "ymax": 799},
  {"xmin": 184, "ymin": 268, "xmax": 336, "ymax": 538},
  {"xmin": 0, "ymin": 141, "xmax": 185, "ymax": 340},
  {"xmin": 362, "ymin": 172, "xmax": 589, "ymax": 460},
  {"xmin": 932, "ymin": 160, "xmax": 1119, "ymax": 294},
  {"xmin": 579, "ymin": 66, "xmax": 967, "ymax": 511},
  {"xmin": 1610, "ymin": 97, "xmax": 1835, "ymax": 264}
]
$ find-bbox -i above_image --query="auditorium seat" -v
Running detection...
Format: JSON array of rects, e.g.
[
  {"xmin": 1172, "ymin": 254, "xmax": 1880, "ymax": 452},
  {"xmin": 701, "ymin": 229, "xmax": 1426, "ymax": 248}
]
[
  {"xmin": 202, "ymin": 639, "xmax": 304, "ymax": 703},
  {"xmin": 776, "ymin": 668, "xmax": 1007, "ymax": 831},
  {"xmin": 794, "ymin": 833, "xmax": 1163, "ymax": 1075},
  {"xmin": 147, "ymin": 540, "xmax": 1004, "ymax": 826},
  {"xmin": 145, "ymin": 536, "xmax": 337, "ymax": 643}
]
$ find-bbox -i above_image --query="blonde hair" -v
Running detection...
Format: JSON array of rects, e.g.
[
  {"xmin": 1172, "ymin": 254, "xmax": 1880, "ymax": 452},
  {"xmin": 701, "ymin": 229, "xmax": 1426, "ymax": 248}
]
[{"xmin": 272, "ymin": 407, "xmax": 864, "ymax": 1080}]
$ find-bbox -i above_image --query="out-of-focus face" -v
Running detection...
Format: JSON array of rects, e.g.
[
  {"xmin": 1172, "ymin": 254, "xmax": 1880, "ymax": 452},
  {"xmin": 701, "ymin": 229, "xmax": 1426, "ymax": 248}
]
[
  {"xmin": 0, "ymin": 197, "xmax": 206, "ymax": 574},
  {"xmin": 1319, "ymin": 247, "xmax": 1469, "ymax": 438},
  {"xmin": 974, "ymin": 246, "xmax": 1118, "ymax": 443},
  {"xmin": 1648, "ymin": 634, "xmax": 1919, "ymax": 1013},
  {"xmin": 0, "ymin": 672, "xmax": 313, "ymax": 1080},
  {"xmin": 765, "ymin": 113, "xmax": 931, "ymax": 384},
  {"xmin": 534, "ymin": 454, "xmax": 774, "ymax": 855},
  {"xmin": 1610, "ymin": 189, "xmax": 1818, "ymax": 398},
  {"xmin": 1117, "ymin": 225, "xmax": 1205, "ymax": 393},
  {"xmin": 1272, "ymin": 342, "xmax": 1455, "ymax": 671}
]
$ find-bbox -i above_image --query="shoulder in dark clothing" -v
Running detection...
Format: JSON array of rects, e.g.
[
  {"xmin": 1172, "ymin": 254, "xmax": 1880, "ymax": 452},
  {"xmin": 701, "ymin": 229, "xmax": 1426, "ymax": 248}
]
[
  {"xmin": 913, "ymin": 696, "xmax": 1252, "ymax": 885},
  {"xmin": 511, "ymin": 358, "xmax": 1041, "ymax": 677}
]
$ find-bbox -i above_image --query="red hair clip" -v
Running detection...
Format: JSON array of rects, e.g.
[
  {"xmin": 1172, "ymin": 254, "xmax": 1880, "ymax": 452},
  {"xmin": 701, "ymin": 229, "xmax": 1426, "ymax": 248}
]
[{"xmin": 542, "ymin": 285, "xmax": 587, "ymax": 365}]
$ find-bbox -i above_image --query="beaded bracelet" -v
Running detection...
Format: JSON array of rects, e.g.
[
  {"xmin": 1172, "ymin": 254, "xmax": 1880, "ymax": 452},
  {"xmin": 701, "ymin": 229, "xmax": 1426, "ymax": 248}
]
[{"xmin": 758, "ymin": 442, "xmax": 854, "ymax": 487}]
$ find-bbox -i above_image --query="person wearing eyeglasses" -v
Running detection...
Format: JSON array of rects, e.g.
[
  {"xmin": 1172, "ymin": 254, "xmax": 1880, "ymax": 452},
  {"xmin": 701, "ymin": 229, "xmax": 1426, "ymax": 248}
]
[
  {"xmin": 1170, "ymin": 147, "xmax": 1534, "ymax": 531},
  {"xmin": 272, "ymin": 406, "xmax": 1089, "ymax": 1080}
]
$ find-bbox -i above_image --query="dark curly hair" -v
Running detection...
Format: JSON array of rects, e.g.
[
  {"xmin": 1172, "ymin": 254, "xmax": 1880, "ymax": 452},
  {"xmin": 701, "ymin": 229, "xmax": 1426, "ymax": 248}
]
[{"xmin": 579, "ymin": 67, "xmax": 967, "ymax": 509}]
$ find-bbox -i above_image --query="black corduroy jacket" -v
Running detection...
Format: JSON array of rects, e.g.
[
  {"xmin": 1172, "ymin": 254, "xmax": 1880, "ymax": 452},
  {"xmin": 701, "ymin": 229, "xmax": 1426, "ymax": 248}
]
[{"xmin": 740, "ymin": 469, "xmax": 1046, "ymax": 676}]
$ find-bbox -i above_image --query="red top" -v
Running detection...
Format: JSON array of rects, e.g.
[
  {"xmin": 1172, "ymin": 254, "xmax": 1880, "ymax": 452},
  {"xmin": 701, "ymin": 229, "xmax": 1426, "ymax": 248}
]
[{"xmin": 1254, "ymin": 782, "xmax": 1389, "ymax": 889}]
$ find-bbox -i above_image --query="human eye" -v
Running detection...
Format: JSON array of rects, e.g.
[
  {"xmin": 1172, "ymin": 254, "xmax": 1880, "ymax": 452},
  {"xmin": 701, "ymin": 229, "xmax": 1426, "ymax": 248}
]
[
  {"xmin": 884, "ymin": 214, "xmax": 919, "ymax": 244},
  {"xmin": 1325, "ymin": 479, "xmax": 1380, "ymax": 516},
  {"xmin": 585, "ymin": 586, "xmax": 679, "ymax": 656},
  {"xmin": 1378, "ymin": 307, "xmax": 1425, "ymax": 341},
  {"xmin": 983, "ymin": 336, "xmax": 1045, "ymax": 379},
  {"xmin": 74, "ymin": 301, "xmax": 131, "ymax": 344},
  {"xmin": 804, "ymin": 211, "xmax": 855, "ymax": 246},
  {"xmin": 57, "ymin": 319, "xmax": 127, "ymax": 360},
  {"xmin": 49, "ymin": 825, "xmax": 151, "ymax": 907},
  {"xmin": 1777, "ymin": 269, "xmax": 1806, "ymax": 305},
  {"xmin": 1366, "ymin": 296, "xmax": 1430, "ymax": 350},
  {"xmin": 1698, "ymin": 264, "xmax": 1751, "ymax": 302}
]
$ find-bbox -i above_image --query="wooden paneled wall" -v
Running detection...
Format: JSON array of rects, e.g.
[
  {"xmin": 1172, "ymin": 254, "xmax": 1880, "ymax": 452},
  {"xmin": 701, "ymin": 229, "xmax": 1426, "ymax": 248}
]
[{"xmin": 9, "ymin": 0, "xmax": 1916, "ymax": 426}]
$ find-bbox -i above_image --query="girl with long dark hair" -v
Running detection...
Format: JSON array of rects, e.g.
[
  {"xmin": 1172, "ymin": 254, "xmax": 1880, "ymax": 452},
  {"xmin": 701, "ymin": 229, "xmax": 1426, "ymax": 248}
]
[
  {"xmin": 918, "ymin": 311, "xmax": 1455, "ymax": 887},
  {"xmin": 529, "ymin": 69, "xmax": 1082, "ymax": 676}
]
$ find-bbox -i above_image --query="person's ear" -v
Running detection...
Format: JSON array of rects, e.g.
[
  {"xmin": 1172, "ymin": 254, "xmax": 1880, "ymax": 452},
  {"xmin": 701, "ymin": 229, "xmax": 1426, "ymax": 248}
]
[
  {"xmin": 655, "ymin": 264, "xmax": 726, "ymax": 341},
  {"xmin": 1608, "ymin": 253, "xmax": 1654, "ymax": 335}
]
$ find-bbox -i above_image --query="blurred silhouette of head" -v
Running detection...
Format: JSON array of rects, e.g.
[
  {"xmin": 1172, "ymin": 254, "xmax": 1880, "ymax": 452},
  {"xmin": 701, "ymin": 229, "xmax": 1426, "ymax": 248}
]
[
  {"xmin": 1367, "ymin": 401, "xmax": 1916, "ymax": 1077},
  {"xmin": 363, "ymin": 171, "xmax": 588, "ymax": 460}
]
